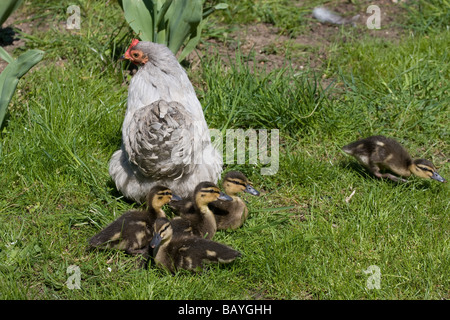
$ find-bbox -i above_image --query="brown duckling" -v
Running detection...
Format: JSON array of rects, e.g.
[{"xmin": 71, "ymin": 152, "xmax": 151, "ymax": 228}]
[
  {"xmin": 88, "ymin": 185, "xmax": 181, "ymax": 266},
  {"xmin": 210, "ymin": 171, "xmax": 260, "ymax": 230},
  {"xmin": 170, "ymin": 171, "xmax": 260, "ymax": 230},
  {"xmin": 175, "ymin": 181, "xmax": 232, "ymax": 239},
  {"xmin": 342, "ymin": 135, "xmax": 446, "ymax": 183},
  {"xmin": 150, "ymin": 217, "xmax": 241, "ymax": 273}
]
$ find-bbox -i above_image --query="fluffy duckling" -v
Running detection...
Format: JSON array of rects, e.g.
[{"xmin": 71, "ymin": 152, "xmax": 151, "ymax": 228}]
[
  {"xmin": 176, "ymin": 181, "xmax": 233, "ymax": 240},
  {"xmin": 150, "ymin": 217, "xmax": 241, "ymax": 273},
  {"xmin": 210, "ymin": 171, "xmax": 260, "ymax": 230},
  {"xmin": 171, "ymin": 171, "xmax": 260, "ymax": 230},
  {"xmin": 88, "ymin": 185, "xmax": 180, "ymax": 265},
  {"xmin": 342, "ymin": 135, "xmax": 446, "ymax": 183}
]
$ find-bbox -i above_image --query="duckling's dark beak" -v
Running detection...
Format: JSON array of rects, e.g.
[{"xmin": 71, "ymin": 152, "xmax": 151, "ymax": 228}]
[
  {"xmin": 218, "ymin": 192, "xmax": 233, "ymax": 201},
  {"xmin": 171, "ymin": 194, "xmax": 182, "ymax": 201},
  {"xmin": 245, "ymin": 185, "xmax": 260, "ymax": 196},
  {"xmin": 150, "ymin": 233, "xmax": 162, "ymax": 249},
  {"xmin": 431, "ymin": 172, "xmax": 446, "ymax": 183}
]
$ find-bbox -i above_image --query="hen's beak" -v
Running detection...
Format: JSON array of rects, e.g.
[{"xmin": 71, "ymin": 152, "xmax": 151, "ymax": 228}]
[
  {"xmin": 119, "ymin": 51, "xmax": 131, "ymax": 61},
  {"xmin": 120, "ymin": 38, "xmax": 139, "ymax": 61}
]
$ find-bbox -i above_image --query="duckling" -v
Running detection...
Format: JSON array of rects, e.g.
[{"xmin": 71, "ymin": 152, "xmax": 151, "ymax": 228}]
[
  {"xmin": 88, "ymin": 185, "xmax": 180, "ymax": 266},
  {"xmin": 150, "ymin": 217, "xmax": 241, "ymax": 273},
  {"xmin": 210, "ymin": 171, "xmax": 260, "ymax": 230},
  {"xmin": 342, "ymin": 135, "xmax": 446, "ymax": 183},
  {"xmin": 175, "ymin": 181, "xmax": 233, "ymax": 239},
  {"xmin": 171, "ymin": 171, "xmax": 260, "ymax": 230}
]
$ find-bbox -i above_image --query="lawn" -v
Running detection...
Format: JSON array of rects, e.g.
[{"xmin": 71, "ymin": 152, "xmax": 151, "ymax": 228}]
[{"xmin": 0, "ymin": 0, "xmax": 448, "ymax": 300}]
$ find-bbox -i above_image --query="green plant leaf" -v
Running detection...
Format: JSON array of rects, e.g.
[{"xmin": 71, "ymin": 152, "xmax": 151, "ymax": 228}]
[
  {"xmin": 177, "ymin": 21, "xmax": 203, "ymax": 62},
  {"xmin": 214, "ymin": 3, "xmax": 229, "ymax": 10},
  {"xmin": 0, "ymin": 47, "xmax": 13, "ymax": 64},
  {"xmin": 120, "ymin": 0, "xmax": 227, "ymax": 61},
  {"xmin": 121, "ymin": 0, "xmax": 158, "ymax": 41},
  {"xmin": 203, "ymin": 2, "xmax": 228, "ymax": 18},
  {"xmin": 0, "ymin": 0, "xmax": 24, "ymax": 27},
  {"xmin": 0, "ymin": 49, "xmax": 45, "ymax": 128},
  {"xmin": 165, "ymin": 0, "xmax": 203, "ymax": 57}
]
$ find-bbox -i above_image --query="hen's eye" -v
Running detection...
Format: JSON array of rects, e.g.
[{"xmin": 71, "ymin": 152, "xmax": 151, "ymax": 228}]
[{"xmin": 132, "ymin": 52, "xmax": 139, "ymax": 58}]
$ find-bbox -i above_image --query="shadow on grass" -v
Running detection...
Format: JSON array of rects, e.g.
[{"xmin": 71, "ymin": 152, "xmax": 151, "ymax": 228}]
[
  {"xmin": 0, "ymin": 26, "xmax": 18, "ymax": 46},
  {"xmin": 339, "ymin": 159, "xmax": 372, "ymax": 181},
  {"xmin": 105, "ymin": 178, "xmax": 138, "ymax": 205}
]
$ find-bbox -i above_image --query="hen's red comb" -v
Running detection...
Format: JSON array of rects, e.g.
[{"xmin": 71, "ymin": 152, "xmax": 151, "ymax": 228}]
[{"xmin": 123, "ymin": 39, "xmax": 140, "ymax": 60}]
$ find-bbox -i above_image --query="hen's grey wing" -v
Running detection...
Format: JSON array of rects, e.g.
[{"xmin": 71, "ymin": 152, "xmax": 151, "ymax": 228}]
[{"xmin": 123, "ymin": 100, "xmax": 196, "ymax": 180}]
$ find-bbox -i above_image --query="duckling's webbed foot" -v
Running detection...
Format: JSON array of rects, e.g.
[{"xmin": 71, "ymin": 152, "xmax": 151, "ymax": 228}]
[
  {"xmin": 372, "ymin": 169, "xmax": 407, "ymax": 183},
  {"xmin": 383, "ymin": 173, "xmax": 408, "ymax": 183}
]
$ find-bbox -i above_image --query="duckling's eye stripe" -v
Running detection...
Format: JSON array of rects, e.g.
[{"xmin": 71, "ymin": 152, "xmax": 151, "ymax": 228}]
[
  {"xmin": 226, "ymin": 179, "xmax": 246, "ymax": 187},
  {"xmin": 157, "ymin": 191, "xmax": 172, "ymax": 196},
  {"xmin": 161, "ymin": 224, "xmax": 170, "ymax": 233},
  {"xmin": 200, "ymin": 188, "xmax": 219, "ymax": 194},
  {"xmin": 417, "ymin": 166, "xmax": 433, "ymax": 173}
]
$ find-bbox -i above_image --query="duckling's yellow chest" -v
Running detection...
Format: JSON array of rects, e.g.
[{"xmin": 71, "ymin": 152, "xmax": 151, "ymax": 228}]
[
  {"xmin": 153, "ymin": 241, "xmax": 173, "ymax": 271},
  {"xmin": 201, "ymin": 206, "xmax": 217, "ymax": 228},
  {"xmin": 215, "ymin": 197, "xmax": 248, "ymax": 230},
  {"xmin": 380, "ymin": 163, "xmax": 411, "ymax": 177}
]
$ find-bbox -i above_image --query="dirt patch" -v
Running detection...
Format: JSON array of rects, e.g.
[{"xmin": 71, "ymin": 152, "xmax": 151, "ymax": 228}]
[
  {"xmin": 0, "ymin": 15, "xmax": 27, "ymax": 72},
  {"xmin": 2, "ymin": 0, "xmax": 408, "ymax": 77},
  {"xmin": 187, "ymin": 0, "xmax": 408, "ymax": 74},
  {"xmin": 0, "ymin": 8, "xmax": 51, "ymax": 72}
]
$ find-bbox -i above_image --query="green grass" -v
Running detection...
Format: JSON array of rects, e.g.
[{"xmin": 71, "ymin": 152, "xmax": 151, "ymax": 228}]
[
  {"xmin": 197, "ymin": 52, "xmax": 331, "ymax": 135},
  {"xmin": 0, "ymin": 0, "xmax": 448, "ymax": 300},
  {"xmin": 209, "ymin": 0, "xmax": 321, "ymax": 36},
  {"xmin": 402, "ymin": 0, "xmax": 450, "ymax": 34}
]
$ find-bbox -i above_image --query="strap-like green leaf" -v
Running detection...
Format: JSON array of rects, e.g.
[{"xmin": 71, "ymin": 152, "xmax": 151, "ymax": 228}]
[
  {"xmin": 166, "ymin": 0, "xmax": 203, "ymax": 55},
  {"xmin": 121, "ymin": 0, "xmax": 157, "ymax": 41},
  {"xmin": 203, "ymin": 3, "xmax": 229, "ymax": 18},
  {"xmin": 120, "ymin": 0, "xmax": 228, "ymax": 60},
  {"xmin": 0, "ymin": 0, "xmax": 24, "ymax": 26},
  {"xmin": 0, "ymin": 49, "xmax": 44, "ymax": 127},
  {"xmin": 0, "ymin": 47, "xmax": 13, "ymax": 64},
  {"xmin": 178, "ymin": 20, "xmax": 203, "ymax": 62}
]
